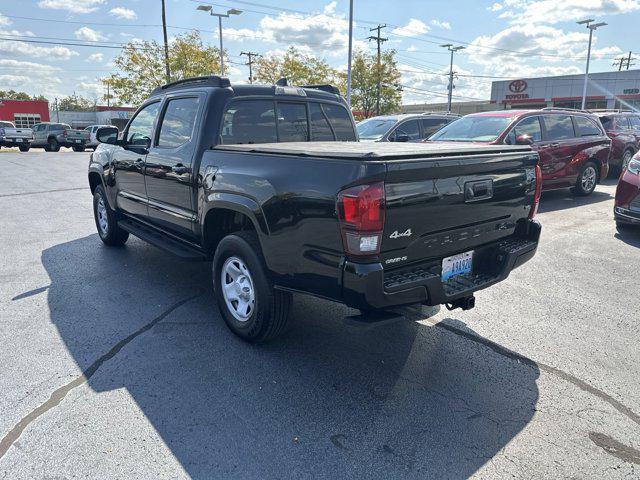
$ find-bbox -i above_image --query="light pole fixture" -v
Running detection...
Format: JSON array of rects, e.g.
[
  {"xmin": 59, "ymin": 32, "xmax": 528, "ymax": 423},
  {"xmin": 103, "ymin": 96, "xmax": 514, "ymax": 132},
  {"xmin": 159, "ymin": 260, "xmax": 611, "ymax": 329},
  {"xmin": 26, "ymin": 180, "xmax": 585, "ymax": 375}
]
[
  {"xmin": 577, "ymin": 19, "xmax": 607, "ymax": 110},
  {"xmin": 197, "ymin": 4, "xmax": 242, "ymax": 76},
  {"xmin": 441, "ymin": 44, "xmax": 465, "ymax": 112}
]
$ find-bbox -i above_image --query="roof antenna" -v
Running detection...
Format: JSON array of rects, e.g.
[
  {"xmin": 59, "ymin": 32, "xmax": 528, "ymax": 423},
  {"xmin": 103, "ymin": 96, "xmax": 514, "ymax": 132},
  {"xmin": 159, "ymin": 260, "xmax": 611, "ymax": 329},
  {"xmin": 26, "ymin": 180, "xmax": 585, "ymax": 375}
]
[{"xmin": 275, "ymin": 77, "xmax": 288, "ymax": 86}]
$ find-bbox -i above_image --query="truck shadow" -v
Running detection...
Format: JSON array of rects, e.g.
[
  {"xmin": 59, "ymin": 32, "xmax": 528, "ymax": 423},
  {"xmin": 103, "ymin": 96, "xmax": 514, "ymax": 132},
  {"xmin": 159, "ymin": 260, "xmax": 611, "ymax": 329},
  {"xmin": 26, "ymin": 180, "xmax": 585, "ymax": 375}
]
[
  {"xmin": 40, "ymin": 235, "xmax": 539, "ymax": 479},
  {"xmin": 537, "ymin": 188, "xmax": 612, "ymax": 214}
]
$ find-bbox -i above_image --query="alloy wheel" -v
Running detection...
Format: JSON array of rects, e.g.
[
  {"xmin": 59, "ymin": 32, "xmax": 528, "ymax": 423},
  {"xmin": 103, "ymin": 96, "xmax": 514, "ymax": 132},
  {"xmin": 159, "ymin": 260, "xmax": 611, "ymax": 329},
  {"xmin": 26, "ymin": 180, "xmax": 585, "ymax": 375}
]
[{"xmin": 581, "ymin": 166, "xmax": 597, "ymax": 192}]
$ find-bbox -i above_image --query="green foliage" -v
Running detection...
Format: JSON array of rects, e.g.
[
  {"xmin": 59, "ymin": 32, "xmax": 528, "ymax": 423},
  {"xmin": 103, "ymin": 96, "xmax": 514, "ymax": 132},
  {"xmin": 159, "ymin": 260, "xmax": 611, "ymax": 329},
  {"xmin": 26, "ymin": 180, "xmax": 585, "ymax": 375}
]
[
  {"xmin": 0, "ymin": 90, "xmax": 48, "ymax": 102},
  {"xmin": 350, "ymin": 49, "xmax": 402, "ymax": 118},
  {"xmin": 58, "ymin": 95, "xmax": 96, "ymax": 111},
  {"xmin": 253, "ymin": 46, "xmax": 342, "ymax": 87},
  {"xmin": 104, "ymin": 31, "xmax": 224, "ymax": 106}
]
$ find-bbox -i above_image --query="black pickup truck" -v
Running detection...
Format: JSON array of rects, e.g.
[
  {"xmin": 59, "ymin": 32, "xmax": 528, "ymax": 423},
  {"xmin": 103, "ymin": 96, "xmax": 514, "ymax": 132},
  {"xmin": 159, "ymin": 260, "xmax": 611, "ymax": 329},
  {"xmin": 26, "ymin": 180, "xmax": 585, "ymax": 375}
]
[{"xmin": 88, "ymin": 76, "xmax": 542, "ymax": 342}]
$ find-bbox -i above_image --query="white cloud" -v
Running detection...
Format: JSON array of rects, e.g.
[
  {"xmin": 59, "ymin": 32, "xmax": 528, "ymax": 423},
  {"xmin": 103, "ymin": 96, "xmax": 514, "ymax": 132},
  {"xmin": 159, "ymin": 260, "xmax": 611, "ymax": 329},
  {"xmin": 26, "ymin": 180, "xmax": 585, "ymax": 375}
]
[
  {"xmin": 489, "ymin": 2, "xmax": 504, "ymax": 11},
  {"xmin": 407, "ymin": 44, "xmax": 418, "ymax": 52},
  {"xmin": 77, "ymin": 81, "xmax": 103, "ymax": 98},
  {"xmin": 431, "ymin": 19, "xmax": 451, "ymax": 30},
  {"xmin": 323, "ymin": 1, "xmax": 337, "ymax": 14},
  {"xmin": 0, "ymin": 13, "xmax": 12, "ymax": 26},
  {"xmin": 109, "ymin": 7, "xmax": 137, "ymax": 20},
  {"xmin": 0, "ymin": 59, "xmax": 62, "ymax": 93},
  {"xmin": 497, "ymin": 0, "xmax": 640, "ymax": 24},
  {"xmin": 74, "ymin": 27, "xmax": 106, "ymax": 42},
  {"xmin": 0, "ymin": 33, "xmax": 78, "ymax": 60},
  {"xmin": 87, "ymin": 53, "xmax": 104, "ymax": 62},
  {"xmin": 37, "ymin": 0, "xmax": 105, "ymax": 14},
  {"xmin": 399, "ymin": 63, "xmax": 491, "ymax": 104},
  {"xmin": 222, "ymin": 4, "xmax": 368, "ymax": 56},
  {"xmin": 391, "ymin": 19, "xmax": 429, "ymax": 37}
]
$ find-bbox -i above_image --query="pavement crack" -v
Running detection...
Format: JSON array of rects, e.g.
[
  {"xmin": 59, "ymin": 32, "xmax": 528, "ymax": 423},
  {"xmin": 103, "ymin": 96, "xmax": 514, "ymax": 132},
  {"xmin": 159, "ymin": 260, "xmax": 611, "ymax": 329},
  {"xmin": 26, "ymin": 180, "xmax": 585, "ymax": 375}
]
[
  {"xmin": 428, "ymin": 319, "xmax": 640, "ymax": 427},
  {"xmin": 0, "ymin": 291, "xmax": 203, "ymax": 460}
]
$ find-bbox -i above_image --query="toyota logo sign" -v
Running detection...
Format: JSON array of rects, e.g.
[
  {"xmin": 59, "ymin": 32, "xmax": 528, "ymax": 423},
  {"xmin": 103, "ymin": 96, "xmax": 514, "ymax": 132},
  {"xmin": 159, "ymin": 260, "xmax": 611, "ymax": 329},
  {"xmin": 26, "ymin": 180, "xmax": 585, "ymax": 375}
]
[{"xmin": 509, "ymin": 80, "xmax": 528, "ymax": 93}]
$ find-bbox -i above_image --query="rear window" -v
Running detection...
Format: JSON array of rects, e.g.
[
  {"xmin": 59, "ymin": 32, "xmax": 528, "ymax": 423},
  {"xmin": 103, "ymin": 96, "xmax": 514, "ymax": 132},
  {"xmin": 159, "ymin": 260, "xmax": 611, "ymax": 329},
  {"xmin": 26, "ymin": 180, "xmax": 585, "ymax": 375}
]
[
  {"xmin": 0, "ymin": 121, "xmax": 14, "ymax": 128},
  {"xmin": 542, "ymin": 115, "xmax": 575, "ymax": 140},
  {"xmin": 574, "ymin": 116, "xmax": 602, "ymax": 137},
  {"xmin": 220, "ymin": 100, "xmax": 355, "ymax": 144}
]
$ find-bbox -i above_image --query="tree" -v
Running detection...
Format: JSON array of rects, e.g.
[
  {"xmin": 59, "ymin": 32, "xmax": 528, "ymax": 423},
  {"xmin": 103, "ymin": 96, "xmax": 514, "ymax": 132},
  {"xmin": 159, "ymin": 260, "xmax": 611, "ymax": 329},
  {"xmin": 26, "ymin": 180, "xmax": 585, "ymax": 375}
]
[
  {"xmin": 58, "ymin": 95, "xmax": 96, "ymax": 111},
  {"xmin": 0, "ymin": 90, "xmax": 47, "ymax": 101},
  {"xmin": 253, "ymin": 46, "xmax": 342, "ymax": 87},
  {"xmin": 104, "ymin": 31, "xmax": 224, "ymax": 106},
  {"xmin": 350, "ymin": 49, "xmax": 402, "ymax": 118}
]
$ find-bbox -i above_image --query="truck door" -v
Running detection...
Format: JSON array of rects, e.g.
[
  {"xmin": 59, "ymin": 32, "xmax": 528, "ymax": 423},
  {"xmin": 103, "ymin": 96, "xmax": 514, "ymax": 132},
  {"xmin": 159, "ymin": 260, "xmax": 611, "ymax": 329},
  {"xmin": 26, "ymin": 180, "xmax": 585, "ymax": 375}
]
[
  {"xmin": 144, "ymin": 95, "xmax": 201, "ymax": 239},
  {"xmin": 113, "ymin": 101, "xmax": 160, "ymax": 220}
]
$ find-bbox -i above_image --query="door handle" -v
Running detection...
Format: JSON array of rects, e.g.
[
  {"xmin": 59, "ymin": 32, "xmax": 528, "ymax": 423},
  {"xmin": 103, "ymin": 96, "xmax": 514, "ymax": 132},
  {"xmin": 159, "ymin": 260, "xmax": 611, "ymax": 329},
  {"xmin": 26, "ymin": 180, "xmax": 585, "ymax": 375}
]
[{"xmin": 172, "ymin": 164, "xmax": 189, "ymax": 175}]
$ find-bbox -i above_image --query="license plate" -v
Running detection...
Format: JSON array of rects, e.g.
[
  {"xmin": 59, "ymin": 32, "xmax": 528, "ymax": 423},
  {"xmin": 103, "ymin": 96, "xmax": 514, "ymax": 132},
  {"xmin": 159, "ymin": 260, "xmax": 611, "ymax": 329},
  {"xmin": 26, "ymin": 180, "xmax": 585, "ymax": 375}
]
[
  {"xmin": 75, "ymin": 139, "xmax": 81, "ymax": 143},
  {"xmin": 442, "ymin": 250, "xmax": 473, "ymax": 281},
  {"xmin": 15, "ymin": 138, "xmax": 22, "ymax": 142}
]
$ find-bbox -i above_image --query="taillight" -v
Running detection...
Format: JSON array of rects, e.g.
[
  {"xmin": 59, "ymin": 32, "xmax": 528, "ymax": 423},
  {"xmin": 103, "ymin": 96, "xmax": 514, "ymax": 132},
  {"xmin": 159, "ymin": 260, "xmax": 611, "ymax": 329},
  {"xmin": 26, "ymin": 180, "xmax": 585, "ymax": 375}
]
[
  {"xmin": 529, "ymin": 164, "xmax": 542, "ymax": 219},
  {"xmin": 337, "ymin": 182, "xmax": 385, "ymax": 257}
]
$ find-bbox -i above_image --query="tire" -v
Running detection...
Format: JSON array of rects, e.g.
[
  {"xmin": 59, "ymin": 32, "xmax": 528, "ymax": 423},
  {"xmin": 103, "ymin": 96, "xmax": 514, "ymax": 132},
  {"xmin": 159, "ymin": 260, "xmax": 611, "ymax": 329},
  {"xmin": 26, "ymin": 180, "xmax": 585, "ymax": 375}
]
[
  {"xmin": 621, "ymin": 149, "xmax": 634, "ymax": 172},
  {"xmin": 572, "ymin": 161, "xmax": 598, "ymax": 196},
  {"xmin": 92, "ymin": 184, "xmax": 129, "ymax": 246},
  {"xmin": 18, "ymin": 145, "xmax": 30, "ymax": 152},
  {"xmin": 213, "ymin": 231, "xmax": 291, "ymax": 343},
  {"xmin": 47, "ymin": 138, "xmax": 60, "ymax": 152},
  {"xmin": 72, "ymin": 145, "xmax": 86, "ymax": 152}
]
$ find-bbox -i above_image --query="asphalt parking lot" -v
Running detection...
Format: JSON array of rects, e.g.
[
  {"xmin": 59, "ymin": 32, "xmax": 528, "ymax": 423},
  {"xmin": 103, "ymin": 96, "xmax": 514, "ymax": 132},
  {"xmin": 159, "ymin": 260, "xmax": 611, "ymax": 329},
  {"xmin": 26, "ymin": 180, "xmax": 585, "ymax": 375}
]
[{"xmin": 1, "ymin": 149, "xmax": 639, "ymax": 479}]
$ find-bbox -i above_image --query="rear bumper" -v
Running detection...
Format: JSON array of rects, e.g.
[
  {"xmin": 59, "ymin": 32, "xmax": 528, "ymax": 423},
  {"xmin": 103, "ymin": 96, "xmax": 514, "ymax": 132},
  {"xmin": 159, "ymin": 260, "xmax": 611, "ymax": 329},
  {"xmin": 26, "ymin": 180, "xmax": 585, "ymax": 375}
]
[
  {"xmin": 0, "ymin": 137, "xmax": 31, "ymax": 146},
  {"xmin": 342, "ymin": 220, "xmax": 542, "ymax": 311}
]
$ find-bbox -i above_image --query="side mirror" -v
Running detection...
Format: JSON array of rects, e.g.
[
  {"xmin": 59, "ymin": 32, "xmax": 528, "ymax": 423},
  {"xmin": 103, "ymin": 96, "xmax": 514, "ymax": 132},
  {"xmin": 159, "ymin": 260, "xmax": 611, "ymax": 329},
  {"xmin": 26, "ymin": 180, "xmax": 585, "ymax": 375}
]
[
  {"xmin": 515, "ymin": 134, "xmax": 534, "ymax": 146},
  {"xmin": 96, "ymin": 126, "xmax": 119, "ymax": 145},
  {"xmin": 394, "ymin": 134, "xmax": 410, "ymax": 143}
]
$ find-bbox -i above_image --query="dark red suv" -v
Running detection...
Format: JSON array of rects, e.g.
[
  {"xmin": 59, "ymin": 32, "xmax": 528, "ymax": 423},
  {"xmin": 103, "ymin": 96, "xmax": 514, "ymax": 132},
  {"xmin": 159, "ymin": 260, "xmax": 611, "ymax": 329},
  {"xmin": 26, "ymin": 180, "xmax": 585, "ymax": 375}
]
[
  {"xmin": 592, "ymin": 111, "xmax": 640, "ymax": 174},
  {"xmin": 429, "ymin": 109, "xmax": 611, "ymax": 195},
  {"xmin": 615, "ymin": 151, "xmax": 640, "ymax": 228}
]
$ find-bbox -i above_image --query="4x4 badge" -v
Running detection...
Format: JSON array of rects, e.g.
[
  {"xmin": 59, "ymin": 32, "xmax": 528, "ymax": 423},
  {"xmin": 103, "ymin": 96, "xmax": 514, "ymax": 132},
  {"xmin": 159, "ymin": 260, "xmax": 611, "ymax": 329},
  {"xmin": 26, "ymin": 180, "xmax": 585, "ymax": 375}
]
[{"xmin": 390, "ymin": 228, "xmax": 412, "ymax": 239}]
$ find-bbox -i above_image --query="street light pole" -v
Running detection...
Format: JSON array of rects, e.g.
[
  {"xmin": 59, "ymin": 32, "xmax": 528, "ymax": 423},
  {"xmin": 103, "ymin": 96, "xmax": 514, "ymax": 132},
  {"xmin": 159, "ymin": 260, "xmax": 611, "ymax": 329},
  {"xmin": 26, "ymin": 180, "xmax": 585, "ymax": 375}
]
[
  {"xmin": 197, "ymin": 5, "xmax": 242, "ymax": 76},
  {"xmin": 346, "ymin": 0, "xmax": 354, "ymax": 107},
  {"xmin": 441, "ymin": 44, "xmax": 465, "ymax": 112},
  {"xmin": 577, "ymin": 19, "xmax": 607, "ymax": 110}
]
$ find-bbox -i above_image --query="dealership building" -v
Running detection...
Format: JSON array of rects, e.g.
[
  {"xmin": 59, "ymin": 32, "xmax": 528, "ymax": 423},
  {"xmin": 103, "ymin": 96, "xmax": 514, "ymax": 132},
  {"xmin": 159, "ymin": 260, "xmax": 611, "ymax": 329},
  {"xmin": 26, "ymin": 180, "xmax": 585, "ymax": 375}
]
[
  {"xmin": 490, "ymin": 69, "xmax": 640, "ymax": 110},
  {"xmin": 0, "ymin": 99, "xmax": 50, "ymax": 127}
]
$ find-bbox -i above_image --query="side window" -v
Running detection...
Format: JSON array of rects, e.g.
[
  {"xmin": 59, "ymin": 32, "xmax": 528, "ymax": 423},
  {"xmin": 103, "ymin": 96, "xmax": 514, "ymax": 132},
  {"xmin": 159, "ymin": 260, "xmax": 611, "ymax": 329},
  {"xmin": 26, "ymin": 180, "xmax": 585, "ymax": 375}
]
[
  {"xmin": 322, "ymin": 104, "xmax": 356, "ymax": 141},
  {"xmin": 276, "ymin": 102, "xmax": 308, "ymax": 142},
  {"xmin": 513, "ymin": 116, "xmax": 542, "ymax": 142},
  {"xmin": 309, "ymin": 102, "xmax": 335, "ymax": 141},
  {"xmin": 220, "ymin": 100, "xmax": 277, "ymax": 144},
  {"xmin": 392, "ymin": 119, "xmax": 420, "ymax": 141},
  {"xmin": 574, "ymin": 116, "xmax": 602, "ymax": 137},
  {"xmin": 421, "ymin": 118, "xmax": 449, "ymax": 138},
  {"xmin": 127, "ymin": 102, "xmax": 160, "ymax": 145},
  {"xmin": 629, "ymin": 116, "xmax": 640, "ymax": 130},
  {"xmin": 542, "ymin": 115, "xmax": 575, "ymax": 141},
  {"xmin": 614, "ymin": 117, "xmax": 630, "ymax": 129},
  {"xmin": 157, "ymin": 97, "xmax": 200, "ymax": 148}
]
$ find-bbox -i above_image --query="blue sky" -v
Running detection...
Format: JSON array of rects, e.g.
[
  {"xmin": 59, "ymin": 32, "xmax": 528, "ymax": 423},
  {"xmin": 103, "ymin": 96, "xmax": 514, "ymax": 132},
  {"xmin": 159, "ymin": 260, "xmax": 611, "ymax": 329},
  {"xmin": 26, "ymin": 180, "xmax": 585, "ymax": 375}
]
[{"xmin": 1, "ymin": 0, "xmax": 639, "ymax": 105}]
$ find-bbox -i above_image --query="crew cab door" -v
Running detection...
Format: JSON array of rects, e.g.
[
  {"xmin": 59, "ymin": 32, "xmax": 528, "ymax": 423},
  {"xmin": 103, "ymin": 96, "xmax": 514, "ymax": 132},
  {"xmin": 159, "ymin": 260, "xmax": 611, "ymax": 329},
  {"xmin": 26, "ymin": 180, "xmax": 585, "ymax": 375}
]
[
  {"xmin": 144, "ymin": 95, "xmax": 201, "ymax": 239},
  {"xmin": 113, "ymin": 101, "xmax": 160, "ymax": 219},
  {"xmin": 33, "ymin": 124, "xmax": 46, "ymax": 146}
]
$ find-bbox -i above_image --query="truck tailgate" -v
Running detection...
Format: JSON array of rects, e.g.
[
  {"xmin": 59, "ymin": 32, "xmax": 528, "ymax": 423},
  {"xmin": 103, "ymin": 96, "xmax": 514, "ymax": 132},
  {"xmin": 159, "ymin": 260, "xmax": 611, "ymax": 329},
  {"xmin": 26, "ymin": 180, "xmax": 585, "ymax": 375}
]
[{"xmin": 380, "ymin": 149, "xmax": 539, "ymax": 267}]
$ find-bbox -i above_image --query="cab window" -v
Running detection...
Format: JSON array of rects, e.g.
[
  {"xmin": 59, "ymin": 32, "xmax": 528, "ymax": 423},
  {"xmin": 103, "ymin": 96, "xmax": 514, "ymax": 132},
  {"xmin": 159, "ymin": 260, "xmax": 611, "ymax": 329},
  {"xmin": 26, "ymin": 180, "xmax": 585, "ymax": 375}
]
[
  {"xmin": 157, "ymin": 97, "xmax": 200, "ymax": 148},
  {"xmin": 321, "ymin": 104, "xmax": 356, "ymax": 141},
  {"xmin": 220, "ymin": 100, "xmax": 277, "ymax": 144},
  {"xmin": 127, "ymin": 102, "xmax": 160, "ymax": 146},
  {"xmin": 276, "ymin": 102, "xmax": 309, "ymax": 142},
  {"xmin": 309, "ymin": 102, "xmax": 335, "ymax": 140}
]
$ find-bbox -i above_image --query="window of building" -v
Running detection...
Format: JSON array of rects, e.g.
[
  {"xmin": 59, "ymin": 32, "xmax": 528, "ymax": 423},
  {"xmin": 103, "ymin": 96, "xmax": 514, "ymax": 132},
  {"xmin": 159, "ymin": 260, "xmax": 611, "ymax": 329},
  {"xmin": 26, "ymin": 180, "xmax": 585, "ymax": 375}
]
[
  {"xmin": 157, "ymin": 97, "xmax": 200, "ymax": 148},
  {"xmin": 276, "ymin": 102, "xmax": 309, "ymax": 142},
  {"xmin": 542, "ymin": 115, "xmax": 575, "ymax": 140},
  {"xmin": 574, "ymin": 116, "xmax": 602, "ymax": 136},
  {"xmin": 13, "ymin": 114, "xmax": 41, "ymax": 128}
]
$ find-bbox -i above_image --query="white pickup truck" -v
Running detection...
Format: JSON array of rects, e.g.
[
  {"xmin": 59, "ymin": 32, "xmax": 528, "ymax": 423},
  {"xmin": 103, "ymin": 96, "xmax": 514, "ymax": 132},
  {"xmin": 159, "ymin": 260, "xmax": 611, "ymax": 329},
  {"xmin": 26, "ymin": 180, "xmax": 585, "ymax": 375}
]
[{"xmin": 0, "ymin": 121, "xmax": 33, "ymax": 152}]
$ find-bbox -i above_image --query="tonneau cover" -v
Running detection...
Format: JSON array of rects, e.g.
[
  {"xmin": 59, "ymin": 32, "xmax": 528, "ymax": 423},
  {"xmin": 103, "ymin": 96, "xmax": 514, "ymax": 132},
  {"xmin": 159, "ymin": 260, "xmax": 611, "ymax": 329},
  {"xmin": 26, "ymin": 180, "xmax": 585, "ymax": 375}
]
[{"xmin": 214, "ymin": 141, "xmax": 532, "ymax": 160}]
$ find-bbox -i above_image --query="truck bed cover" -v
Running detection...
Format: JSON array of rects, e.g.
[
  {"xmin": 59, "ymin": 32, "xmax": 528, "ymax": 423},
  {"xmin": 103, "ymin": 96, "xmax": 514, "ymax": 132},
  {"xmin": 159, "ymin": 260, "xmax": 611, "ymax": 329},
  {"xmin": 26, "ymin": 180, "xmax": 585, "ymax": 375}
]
[{"xmin": 214, "ymin": 141, "xmax": 533, "ymax": 160}]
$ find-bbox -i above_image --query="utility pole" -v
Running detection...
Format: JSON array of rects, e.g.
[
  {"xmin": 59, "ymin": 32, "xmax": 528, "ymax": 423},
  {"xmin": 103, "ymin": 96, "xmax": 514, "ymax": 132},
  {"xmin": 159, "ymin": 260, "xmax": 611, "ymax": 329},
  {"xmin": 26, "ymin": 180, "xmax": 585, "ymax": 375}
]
[
  {"xmin": 614, "ymin": 56, "xmax": 625, "ymax": 71},
  {"xmin": 161, "ymin": 0, "xmax": 171, "ymax": 83},
  {"xmin": 240, "ymin": 51, "xmax": 261, "ymax": 83},
  {"xmin": 626, "ymin": 51, "xmax": 635, "ymax": 70},
  {"xmin": 54, "ymin": 97, "xmax": 59, "ymax": 122},
  {"xmin": 346, "ymin": 0, "xmax": 354, "ymax": 107},
  {"xmin": 441, "ymin": 44, "xmax": 465, "ymax": 113},
  {"xmin": 106, "ymin": 82, "xmax": 110, "ymax": 107},
  {"xmin": 368, "ymin": 24, "xmax": 387, "ymax": 116}
]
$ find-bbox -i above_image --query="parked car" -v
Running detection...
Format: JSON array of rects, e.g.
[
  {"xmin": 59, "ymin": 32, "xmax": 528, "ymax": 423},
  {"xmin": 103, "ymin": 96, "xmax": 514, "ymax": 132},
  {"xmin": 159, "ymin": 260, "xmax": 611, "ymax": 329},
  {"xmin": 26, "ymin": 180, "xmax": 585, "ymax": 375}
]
[
  {"xmin": 30, "ymin": 123, "xmax": 90, "ymax": 152},
  {"xmin": 84, "ymin": 124, "xmax": 113, "ymax": 150},
  {"xmin": 88, "ymin": 76, "xmax": 541, "ymax": 343},
  {"xmin": 614, "ymin": 151, "xmax": 640, "ymax": 228},
  {"xmin": 0, "ymin": 121, "xmax": 33, "ymax": 151},
  {"xmin": 356, "ymin": 113, "xmax": 460, "ymax": 142},
  {"xmin": 428, "ymin": 108, "xmax": 611, "ymax": 196},
  {"xmin": 591, "ymin": 111, "xmax": 640, "ymax": 174}
]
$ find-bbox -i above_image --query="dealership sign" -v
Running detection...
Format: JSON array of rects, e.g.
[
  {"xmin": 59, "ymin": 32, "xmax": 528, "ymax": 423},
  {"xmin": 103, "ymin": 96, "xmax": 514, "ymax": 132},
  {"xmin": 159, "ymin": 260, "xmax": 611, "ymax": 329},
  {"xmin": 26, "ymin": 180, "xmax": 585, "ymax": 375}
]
[
  {"xmin": 506, "ymin": 79, "xmax": 529, "ymax": 100},
  {"xmin": 623, "ymin": 88, "xmax": 640, "ymax": 94}
]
